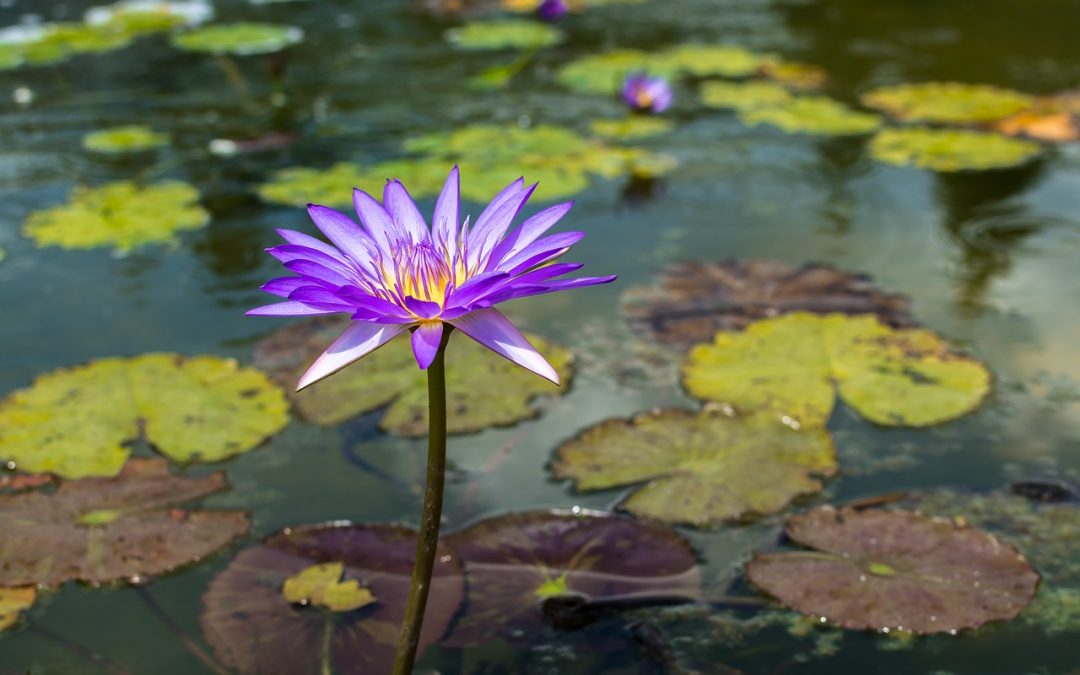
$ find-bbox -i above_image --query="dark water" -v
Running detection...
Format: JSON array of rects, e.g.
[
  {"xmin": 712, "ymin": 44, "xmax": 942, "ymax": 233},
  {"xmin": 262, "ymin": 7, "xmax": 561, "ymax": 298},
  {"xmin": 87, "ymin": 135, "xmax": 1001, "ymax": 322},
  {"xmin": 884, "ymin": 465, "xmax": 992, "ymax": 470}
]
[{"xmin": 1, "ymin": 0, "xmax": 1079, "ymax": 672}]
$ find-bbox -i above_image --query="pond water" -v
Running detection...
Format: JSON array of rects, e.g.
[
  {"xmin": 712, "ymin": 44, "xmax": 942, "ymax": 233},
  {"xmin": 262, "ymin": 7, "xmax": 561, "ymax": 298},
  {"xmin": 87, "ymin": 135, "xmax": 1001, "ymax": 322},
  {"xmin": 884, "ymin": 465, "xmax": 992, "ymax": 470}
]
[{"xmin": 1, "ymin": 0, "xmax": 1079, "ymax": 673}]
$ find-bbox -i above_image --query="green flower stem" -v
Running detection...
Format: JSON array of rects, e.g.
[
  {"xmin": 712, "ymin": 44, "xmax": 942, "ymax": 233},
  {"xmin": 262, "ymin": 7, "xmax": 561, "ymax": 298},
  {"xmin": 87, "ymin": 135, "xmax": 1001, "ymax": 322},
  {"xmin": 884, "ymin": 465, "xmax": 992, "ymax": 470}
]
[{"xmin": 393, "ymin": 326, "xmax": 452, "ymax": 675}]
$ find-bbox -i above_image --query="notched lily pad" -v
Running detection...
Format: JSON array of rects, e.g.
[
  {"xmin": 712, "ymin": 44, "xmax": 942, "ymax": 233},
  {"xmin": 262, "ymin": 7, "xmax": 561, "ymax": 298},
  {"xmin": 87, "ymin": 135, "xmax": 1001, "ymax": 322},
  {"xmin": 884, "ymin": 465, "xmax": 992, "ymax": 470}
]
[
  {"xmin": 0, "ymin": 458, "xmax": 249, "ymax": 586},
  {"xmin": 621, "ymin": 259, "xmax": 913, "ymax": 351},
  {"xmin": 589, "ymin": 116, "xmax": 674, "ymax": 140},
  {"xmin": 551, "ymin": 409, "xmax": 837, "ymax": 526},
  {"xmin": 446, "ymin": 20, "xmax": 562, "ymax": 50},
  {"xmin": 746, "ymin": 506, "xmax": 1039, "ymax": 633},
  {"xmin": 861, "ymin": 82, "xmax": 1035, "ymax": 124},
  {"xmin": 83, "ymin": 125, "xmax": 170, "ymax": 154},
  {"xmin": 869, "ymin": 127, "xmax": 1042, "ymax": 172},
  {"xmin": 201, "ymin": 522, "xmax": 463, "ymax": 675},
  {"xmin": 700, "ymin": 81, "xmax": 793, "ymax": 111},
  {"xmin": 682, "ymin": 313, "xmax": 991, "ymax": 429},
  {"xmin": 22, "ymin": 180, "xmax": 208, "ymax": 252},
  {"xmin": 0, "ymin": 586, "xmax": 35, "ymax": 632},
  {"xmin": 172, "ymin": 23, "xmax": 302, "ymax": 55},
  {"xmin": 740, "ymin": 97, "xmax": 880, "ymax": 136},
  {"xmin": 253, "ymin": 319, "xmax": 571, "ymax": 435},
  {"xmin": 0, "ymin": 353, "xmax": 289, "ymax": 478},
  {"xmin": 443, "ymin": 509, "xmax": 701, "ymax": 645}
]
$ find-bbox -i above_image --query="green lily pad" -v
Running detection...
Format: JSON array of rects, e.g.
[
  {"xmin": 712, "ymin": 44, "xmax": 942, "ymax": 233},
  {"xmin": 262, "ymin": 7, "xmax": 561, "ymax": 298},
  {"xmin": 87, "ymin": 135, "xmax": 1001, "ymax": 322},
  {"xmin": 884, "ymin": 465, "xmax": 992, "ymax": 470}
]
[
  {"xmin": 282, "ymin": 562, "xmax": 377, "ymax": 612},
  {"xmin": 700, "ymin": 81, "xmax": 794, "ymax": 111},
  {"xmin": 589, "ymin": 116, "xmax": 674, "ymax": 140},
  {"xmin": 861, "ymin": 82, "xmax": 1035, "ymax": 124},
  {"xmin": 759, "ymin": 59, "xmax": 826, "ymax": 90},
  {"xmin": 172, "ymin": 23, "xmax": 302, "ymax": 55},
  {"xmin": 22, "ymin": 180, "xmax": 208, "ymax": 253},
  {"xmin": 446, "ymin": 20, "xmax": 562, "ymax": 50},
  {"xmin": 83, "ymin": 125, "xmax": 170, "ymax": 154},
  {"xmin": 657, "ymin": 44, "xmax": 764, "ymax": 78},
  {"xmin": 253, "ymin": 319, "xmax": 572, "ymax": 435},
  {"xmin": 0, "ymin": 353, "xmax": 289, "ymax": 479},
  {"xmin": 556, "ymin": 49, "xmax": 659, "ymax": 94},
  {"xmin": 501, "ymin": 0, "xmax": 643, "ymax": 10},
  {"xmin": 869, "ymin": 127, "xmax": 1042, "ymax": 172},
  {"xmin": 682, "ymin": 313, "xmax": 991, "ymax": 429},
  {"xmin": 746, "ymin": 506, "xmax": 1039, "ymax": 633},
  {"xmin": 0, "ymin": 587, "xmax": 34, "ymax": 632},
  {"xmin": 0, "ymin": 458, "xmax": 250, "ymax": 586},
  {"xmin": 86, "ymin": 1, "xmax": 214, "ymax": 33},
  {"xmin": 557, "ymin": 44, "xmax": 765, "ymax": 95},
  {"xmin": 740, "ymin": 97, "xmax": 881, "ymax": 136},
  {"xmin": 551, "ymin": 409, "xmax": 837, "ymax": 526}
]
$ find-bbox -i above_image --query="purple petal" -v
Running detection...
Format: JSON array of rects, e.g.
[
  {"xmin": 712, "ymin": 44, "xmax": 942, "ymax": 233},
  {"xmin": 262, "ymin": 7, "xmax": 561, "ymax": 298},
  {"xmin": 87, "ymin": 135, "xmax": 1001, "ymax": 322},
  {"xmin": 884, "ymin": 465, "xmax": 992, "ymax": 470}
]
[
  {"xmin": 449, "ymin": 308, "xmax": 559, "ymax": 384},
  {"xmin": 404, "ymin": 296, "xmax": 442, "ymax": 319},
  {"xmin": 246, "ymin": 301, "xmax": 342, "ymax": 317},
  {"xmin": 283, "ymin": 259, "xmax": 352, "ymax": 289},
  {"xmin": 445, "ymin": 270, "xmax": 509, "ymax": 309},
  {"xmin": 260, "ymin": 276, "xmax": 308, "ymax": 298},
  {"xmin": 288, "ymin": 287, "xmax": 356, "ymax": 311},
  {"xmin": 383, "ymin": 179, "xmax": 428, "ymax": 243},
  {"xmin": 268, "ymin": 245, "xmax": 360, "ymax": 282},
  {"xmin": 500, "ymin": 231, "xmax": 585, "ymax": 275},
  {"xmin": 468, "ymin": 182, "xmax": 537, "ymax": 269},
  {"xmin": 486, "ymin": 201, "xmax": 573, "ymax": 271},
  {"xmin": 276, "ymin": 228, "xmax": 350, "ymax": 263},
  {"xmin": 484, "ymin": 275, "xmax": 617, "ymax": 304},
  {"xmin": 297, "ymin": 322, "xmax": 408, "ymax": 391},
  {"xmin": 352, "ymin": 188, "xmax": 398, "ymax": 254},
  {"xmin": 306, "ymin": 206, "xmax": 378, "ymax": 270},
  {"xmin": 336, "ymin": 288, "xmax": 413, "ymax": 319},
  {"xmin": 411, "ymin": 322, "xmax": 444, "ymax": 369},
  {"xmin": 432, "ymin": 166, "xmax": 460, "ymax": 250}
]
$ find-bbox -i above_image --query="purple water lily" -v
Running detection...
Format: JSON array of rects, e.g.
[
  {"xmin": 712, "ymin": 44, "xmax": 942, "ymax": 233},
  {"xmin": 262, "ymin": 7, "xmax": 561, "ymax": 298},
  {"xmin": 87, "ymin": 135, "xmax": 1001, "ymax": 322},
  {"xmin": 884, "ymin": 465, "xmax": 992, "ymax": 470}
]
[
  {"xmin": 248, "ymin": 167, "xmax": 615, "ymax": 390},
  {"xmin": 622, "ymin": 73, "xmax": 673, "ymax": 113},
  {"xmin": 537, "ymin": 0, "xmax": 569, "ymax": 21}
]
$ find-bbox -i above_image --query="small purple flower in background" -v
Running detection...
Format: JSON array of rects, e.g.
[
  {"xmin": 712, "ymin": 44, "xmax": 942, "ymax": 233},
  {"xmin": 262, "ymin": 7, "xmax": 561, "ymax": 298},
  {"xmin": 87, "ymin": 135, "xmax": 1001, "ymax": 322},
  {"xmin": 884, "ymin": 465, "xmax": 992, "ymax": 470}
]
[
  {"xmin": 622, "ymin": 73, "xmax": 673, "ymax": 114},
  {"xmin": 248, "ymin": 167, "xmax": 616, "ymax": 389},
  {"xmin": 537, "ymin": 0, "xmax": 569, "ymax": 21}
]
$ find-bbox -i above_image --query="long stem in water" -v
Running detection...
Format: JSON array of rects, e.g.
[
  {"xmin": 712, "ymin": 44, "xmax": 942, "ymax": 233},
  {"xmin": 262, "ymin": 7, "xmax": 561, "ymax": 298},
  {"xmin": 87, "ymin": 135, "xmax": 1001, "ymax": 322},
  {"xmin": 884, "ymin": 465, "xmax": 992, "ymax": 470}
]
[{"xmin": 392, "ymin": 327, "xmax": 451, "ymax": 675}]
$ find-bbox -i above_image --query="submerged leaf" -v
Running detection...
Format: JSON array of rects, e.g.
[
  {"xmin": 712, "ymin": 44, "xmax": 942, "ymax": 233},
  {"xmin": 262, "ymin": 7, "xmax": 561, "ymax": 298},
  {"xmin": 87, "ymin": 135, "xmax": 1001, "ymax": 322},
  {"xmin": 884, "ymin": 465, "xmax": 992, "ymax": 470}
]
[
  {"xmin": 700, "ymin": 81, "xmax": 793, "ymax": 111},
  {"xmin": 83, "ymin": 125, "xmax": 170, "ymax": 154},
  {"xmin": 869, "ymin": 127, "xmax": 1042, "ymax": 172},
  {"xmin": 446, "ymin": 19, "xmax": 562, "ymax": 50},
  {"xmin": 861, "ymin": 82, "xmax": 1035, "ymax": 124},
  {"xmin": 172, "ymin": 23, "xmax": 302, "ymax": 55},
  {"xmin": 740, "ymin": 97, "xmax": 880, "ymax": 136},
  {"xmin": 0, "ymin": 587, "xmax": 35, "ymax": 632}
]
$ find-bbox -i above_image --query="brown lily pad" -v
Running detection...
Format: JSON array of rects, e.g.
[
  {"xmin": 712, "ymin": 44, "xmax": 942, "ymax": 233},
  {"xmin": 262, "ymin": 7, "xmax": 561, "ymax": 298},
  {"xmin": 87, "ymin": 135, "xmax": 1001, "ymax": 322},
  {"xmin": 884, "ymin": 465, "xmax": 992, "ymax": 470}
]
[
  {"xmin": 0, "ymin": 458, "xmax": 249, "ymax": 586},
  {"xmin": 746, "ymin": 506, "xmax": 1039, "ymax": 634}
]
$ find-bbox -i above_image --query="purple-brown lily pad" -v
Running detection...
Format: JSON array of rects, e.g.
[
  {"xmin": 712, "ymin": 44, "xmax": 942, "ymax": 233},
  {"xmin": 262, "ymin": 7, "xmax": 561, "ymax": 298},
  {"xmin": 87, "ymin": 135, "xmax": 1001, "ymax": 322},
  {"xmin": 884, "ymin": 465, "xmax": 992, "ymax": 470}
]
[
  {"xmin": 621, "ymin": 260, "xmax": 913, "ymax": 350},
  {"xmin": 0, "ymin": 458, "xmax": 250, "ymax": 586},
  {"xmin": 746, "ymin": 506, "xmax": 1039, "ymax": 634},
  {"xmin": 201, "ymin": 523, "xmax": 464, "ymax": 675},
  {"xmin": 442, "ymin": 509, "xmax": 702, "ymax": 647}
]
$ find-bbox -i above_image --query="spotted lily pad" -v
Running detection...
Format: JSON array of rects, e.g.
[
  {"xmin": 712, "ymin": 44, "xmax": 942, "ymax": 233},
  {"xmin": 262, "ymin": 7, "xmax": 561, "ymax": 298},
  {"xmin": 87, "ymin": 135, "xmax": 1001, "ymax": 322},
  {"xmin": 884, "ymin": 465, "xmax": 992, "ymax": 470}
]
[
  {"xmin": 551, "ymin": 409, "xmax": 837, "ymax": 526},
  {"xmin": 83, "ymin": 125, "xmax": 170, "ymax": 154},
  {"xmin": 589, "ymin": 116, "xmax": 674, "ymax": 140},
  {"xmin": 446, "ymin": 20, "xmax": 562, "ymax": 50},
  {"xmin": 861, "ymin": 82, "xmax": 1035, "ymax": 124},
  {"xmin": 0, "ymin": 587, "xmax": 34, "ymax": 632},
  {"xmin": 172, "ymin": 23, "xmax": 302, "ymax": 55},
  {"xmin": 0, "ymin": 353, "xmax": 289, "ymax": 478},
  {"xmin": 201, "ymin": 523, "xmax": 463, "ymax": 675},
  {"xmin": 22, "ymin": 180, "xmax": 208, "ymax": 252},
  {"xmin": 700, "ymin": 81, "xmax": 793, "ymax": 111},
  {"xmin": 253, "ymin": 319, "xmax": 571, "ymax": 435},
  {"xmin": 682, "ymin": 313, "xmax": 991, "ymax": 429},
  {"xmin": 443, "ymin": 509, "xmax": 701, "ymax": 645},
  {"xmin": 740, "ymin": 97, "xmax": 881, "ymax": 136},
  {"xmin": 0, "ymin": 458, "xmax": 249, "ymax": 586},
  {"xmin": 746, "ymin": 506, "xmax": 1039, "ymax": 633},
  {"xmin": 869, "ymin": 127, "xmax": 1042, "ymax": 172},
  {"xmin": 621, "ymin": 260, "xmax": 914, "ymax": 351}
]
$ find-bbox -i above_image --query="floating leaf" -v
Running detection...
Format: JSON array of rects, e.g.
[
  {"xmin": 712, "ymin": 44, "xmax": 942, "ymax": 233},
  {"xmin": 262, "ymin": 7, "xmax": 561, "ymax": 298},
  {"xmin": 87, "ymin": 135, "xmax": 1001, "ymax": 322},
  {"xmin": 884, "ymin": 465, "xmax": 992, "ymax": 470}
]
[
  {"xmin": 86, "ymin": 1, "xmax": 214, "ymax": 32},
  {"xmin": 201, "ymin": 523, "xmax": 463, "ymax": 675},
  {"xmin": 621, "ymin": 260, "xmax": 913, "ymax": 351},
  {"xmin": 746, "ymin": 506, "xmax": 1039, "ymax": 633},
  {"xmin": 861, "ymin": 82, "xmax": 1035, "ymax": 124},
  {"xmin": 282, "ymin": 562, "xmax": 377, "ymax": 612},
  {"xmin": 83, "ymin": 125, "xmax": 170, "ymax": 154},
  {"xmin": 682, "ymin": 313, "xmax": 991, "ymax": 429},
  {"xmin": 443, "ymin": 509, "xmax": 701, "ymax": 645},
  {"xmin": 0, "ymin": 353, "xmax": 289, "ymax": 478},
  {"xmin": 446, "ymin": 20, "xmax": 562, "ymax": 50},
  {"xmin": 22, "ymin": 180, "xmax": 208, "ymax": 252},
  {"xmin": 0, "ymin": 587, "xmax": 34, "ymax": 632},
  {"xmin": 740, "ymin": 97, "xmax": 880, "ymax": 136},
  {"xmin": 656, "ymin": 44, "xmax": 763, "ymax": 78},
  {"xmin": 556, "ymin": 49, "xmax": 660, "ymax": 94},
  {"xmin": 172, "ymin": 23, "xmax": 302, "ymax": 55},
  {"xmin": 700, "ymin": 81, "xmax": 793, "ymax": 111},
  {"xmin": 254, "ymin": 319, "xmax": 571, "ymax": 435},
  {"xmin": 759, "ymin": 59, "xmax": 826, "ymax": 90},
  {"xmin": 993, "ymin": 107, "xmax": 1080, "ymax": 143},
  {"xmin": 551, "ymin": 409, "xmax": 836, "ymax": 526},
  {"xmin": 869, "ymin": 127, "xmax": 1041, "ymax": 172},
  {"xmin": 0, "ymin": 458, "xmax": 249, "ymax": 586},
  {"xmin": 589, "ymin": 116, "xmax": 674, "ymax": 140}
]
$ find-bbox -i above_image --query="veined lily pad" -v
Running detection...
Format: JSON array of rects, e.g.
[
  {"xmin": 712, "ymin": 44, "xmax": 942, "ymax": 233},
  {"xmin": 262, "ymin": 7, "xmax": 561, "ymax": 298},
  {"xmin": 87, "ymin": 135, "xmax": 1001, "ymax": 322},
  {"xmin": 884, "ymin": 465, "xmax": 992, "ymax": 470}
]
[
  {"xmin": 589, "ymin": 116, "xmax": 674, "ymax": 140},
  {"xmin": 0, "ymin": 587, "xmax": 34, "ymax": 632},
  {"xmin": 172, "ymin": 23, "xmax": 302, "ymax": 55},
  {"xmin": 83, "ymin": 125, "xmax": 170, "ymax": 154},
  {"xmin": 746, "ymin": 506, "xmax": 1039, "ymax": 633},
  {"xmin": 740, "ymin": 97, "xmax": 881, "ymax": 136},
  {"xmin": 253, "ymin": 319, "xmax": 572, "ymax": 435},
  {"xmin": 0, "ymin": 353, "xmax": 289, "ymax": 478},
  {"xmin": 551, "ymin": 409, "xmax": 837, "ymax": 526},
  {"xmin": 682, "ymin": 313, "xmax": 991, "ymax": 429},
  {"xmin": 22, "ymin": 180, "xmax": 208, "ymax": 253},
  {"xmin": 700, "ymin": 81, "xmax": 793, "ymax": 111},
  {"xmin": 446, "ymin": 20, "xmax": 562, "ymax": 50},
  {"xmin": 443, "ymin": 509, "xmax": 701, "ymax": 646},
  {"xmin": 656, "ymin": 44, "xmax": 764, "ymax": 78},
  {"xmin": 869, "ymin": 127, "xmax": 1042, "ymax": 172},
  {"xmin": 861, "ymin": 82, "xmax": 1035, "ymax": 124},
  {"xmin": 0, "ymin": 458, "xmax": 250, "ymax": 586},
  {"xmin": 621, "ymin": 260, "xmax": 913, "ymax": 351},
  {"xmin": 201, "ymin": 523, "xmax": 463, "ymax": 675}
]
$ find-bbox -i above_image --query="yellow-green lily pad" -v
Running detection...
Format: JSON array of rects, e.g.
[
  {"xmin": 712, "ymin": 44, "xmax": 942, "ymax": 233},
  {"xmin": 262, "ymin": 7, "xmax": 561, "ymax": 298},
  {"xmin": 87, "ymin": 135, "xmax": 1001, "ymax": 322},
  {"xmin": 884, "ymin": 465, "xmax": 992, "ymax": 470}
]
[
  {"xmin": 682, "ymin": 313, "xmax": 991, "ymax": 429},
  {"xmin": 657, "ymin": 44, "xmax": 764, "ymax": 78},
  {"xmin": 551, "ymin": 409, "xmax": 837, "ymax": 526},
  {"xmin": 556, "ymin": 49, "xmax": 659, "ymax": 94},
  {"xmin": 253, "ymin": 319, "xmax": 572, "ymax": 435},
  {"xmin": 740, "ymin": 97, "xmax": 881, "ymax": 136},
  {"xmin": 22, "ymin": 180, "xmax": 208, "ymax": 253},
  {"xmin": 861, "ymin": 82, "xmax": 1035, "ymax": 124},
  {"xmin": 759, "ymin": 58, "xmax": 826, "ymax": 90},
  {"xmin": 500, "ymin": 0, "xmax": 643, "ymax": 10},
  {"xmin": 0, "ymin": 587, "xmax": 34, "ymax": 632},
  {"xmin": 700, "ymin": 81, "xmax": 794, "ymax": 111},
  {"xmin": 282, "ymin": 562, "xmax": 377, "ymax": 612},
  {"xmin": 0, "ymin": 353, "xmax": 289, "ymax": 478},
  {"xmin": 446, "ymin": 19, "xmax": 562, "ymax": 50},
  {"xmin": 869, "ymin": 127, "xmax": 1042, "ymax": 172},
  {"xmin": 172, "ymin": 23, "xmax": 302, "ymax": 55},
  {"xmin": 589, "ymin": 116, "xmax": 674, "ymax": 140},
  {"xmin": 86, "ymin": 1, "xmax": 214, "ymax": 33},
  {"xmin": 83, "ymin": 125, "xmax": 170, "ymax": 154}
]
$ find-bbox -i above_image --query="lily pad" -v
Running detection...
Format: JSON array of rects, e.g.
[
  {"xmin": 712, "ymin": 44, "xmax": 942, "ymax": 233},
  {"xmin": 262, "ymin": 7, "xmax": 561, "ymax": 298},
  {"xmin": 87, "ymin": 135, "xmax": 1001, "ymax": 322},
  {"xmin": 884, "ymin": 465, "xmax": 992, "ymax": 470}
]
[
  {"xmin": 759, "ymin": 59, "xmax": 826, "ymax": 90},
  {"xmin": 85, "ymin": 1, "xmax": 214, "ymax": 32},
  {"xmin": 746, "ymin": 506, "xmax": 1039, "ymax": 633},
  {"xmin": 0, "ymin": 22, "xmax": 135, "ymax": 69},
  {"xmin": 700, "ymin": 81, "xmax": 793, "ymax": 111},
  {"xmin": 0, "ymin": 458, "xmax": 250, "ymax": 586},
  {"xmin": 993, "ymin": 107, "xmax": 1080, "ymax": 143},
  {"xmin": 201, "ymin": 522, "xmax": 463, "ymax": 675},
  {"xmin": 740, "ymin": 97, "xmax": 881, "ymax": 136},
  {"xmin": 0, "ymin": 587, "xmax": 35, "ymax": 632},
  {"xmin": 282, "ymin": 562, "xmax": 377, "ymax": 612},
  {"xmin": 443, "ymin": 509, "xmax": 701, "ymax": 645},
  {"xmin": 172, "ymin": 23, "xmax": 302, "ymax": 55},
  {"xmin": 253, "ymin": 319, "xmax": 572, "ymax": 435},
  {"xmin": 861, "ymin": 82, "xmax": 1035, "ymax": 124},
  {"xmin": 83, "ymin": 125, "xmax": 170, "ymax": 154},
  {"xmin": 0, "ymin": 353, "xmax": 289, "ymax": 478},
  {"xmin": 682, "ymin": 313, "xmax": 991, "ymax": 429},
  {"xmin": 869, "ymin": 127, "xmax": 1042, "ymax": 172},
  {"xmin": 656, "ymin": 44, "xmax": 764, "ymax": 78},
  {"xmin": 621, "ymin": 259, "xmax": 914, "ymax": 351},
  {"xmin": 589, "ymin": 116, "xmax": 674, "ymax": 140},
  {"xmin": 446, "ymin": 20, "xmax": 562, "ymax": 50},
  {"xmin": 551, "ymin": 409, "xmax": 837, "ymax": 526},
  {"xmin": 556, "ymin": 49, "xmax": 659, "ymax": 94},
  {"xmin": 22, "ymin": 180, "xmax": 208, "ymax": 252}
]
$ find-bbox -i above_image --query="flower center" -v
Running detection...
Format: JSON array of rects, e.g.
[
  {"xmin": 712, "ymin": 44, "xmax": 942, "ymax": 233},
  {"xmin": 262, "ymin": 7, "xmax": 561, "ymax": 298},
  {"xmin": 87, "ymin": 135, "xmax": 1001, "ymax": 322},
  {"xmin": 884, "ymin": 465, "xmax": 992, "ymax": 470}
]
[{"xmin": 381, "ymin": 239, "xmax": 469, "ymax": 310}]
